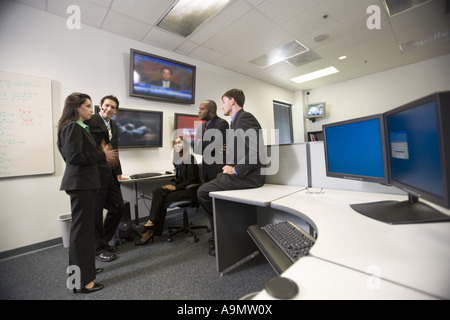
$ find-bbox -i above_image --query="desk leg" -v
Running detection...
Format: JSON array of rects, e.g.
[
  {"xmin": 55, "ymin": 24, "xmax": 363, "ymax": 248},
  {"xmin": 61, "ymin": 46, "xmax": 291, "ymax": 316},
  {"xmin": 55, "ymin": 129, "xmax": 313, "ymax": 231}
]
[
  {"xmin": 213, "ymin": 198, "xmax": 259, "ymax": 274},
  {"xmin": 131, "ymin": 181, "xmax": 145, "ymax": 236},
  {"xmin": 134, "ymin": 182, "xmax": 139, "ymax": 225}
]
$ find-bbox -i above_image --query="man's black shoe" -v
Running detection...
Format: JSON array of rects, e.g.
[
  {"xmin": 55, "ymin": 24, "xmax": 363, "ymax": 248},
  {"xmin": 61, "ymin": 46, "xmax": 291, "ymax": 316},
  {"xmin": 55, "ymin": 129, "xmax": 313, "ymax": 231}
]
[{"xmin": 96, "ymin": 252, "xmax": 117, "ymax": 262}]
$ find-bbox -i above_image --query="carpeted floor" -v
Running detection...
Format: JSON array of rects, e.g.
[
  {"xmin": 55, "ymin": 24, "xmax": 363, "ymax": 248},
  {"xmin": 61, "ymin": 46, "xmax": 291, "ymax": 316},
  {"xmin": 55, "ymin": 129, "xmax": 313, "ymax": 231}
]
[{"xmin": 0, "ymin": 209, "xmax": 276, "ymax": 300}]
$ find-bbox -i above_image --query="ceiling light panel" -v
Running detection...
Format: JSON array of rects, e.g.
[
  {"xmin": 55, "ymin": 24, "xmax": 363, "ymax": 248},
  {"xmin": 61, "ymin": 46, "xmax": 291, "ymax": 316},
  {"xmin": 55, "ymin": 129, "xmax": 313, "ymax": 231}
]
[
  {"xmin": 290, "ymin": 66, "xmax": 339, "ymax": 84},
  {"xmin": 157, "ymin": 0, "xmax": 231, "ymax": 38},
  {"xmin": 383, "ymin": 0, "xmax": 431, "ymax": 17},
  {"xmin": 285, "ymin": 50, "xmax": 321, "ymax": 68},
  {"xmin": 250, "ymin": 40, "xmax": 309, "ymax": 68}
]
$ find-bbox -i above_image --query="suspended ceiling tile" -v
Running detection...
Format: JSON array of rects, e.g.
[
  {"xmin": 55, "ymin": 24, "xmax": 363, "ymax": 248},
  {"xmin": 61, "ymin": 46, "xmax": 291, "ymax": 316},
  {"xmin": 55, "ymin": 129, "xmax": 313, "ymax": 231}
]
[{"xmin": 101, "ymin": 10, "xmax": 151, "ymax": 40}]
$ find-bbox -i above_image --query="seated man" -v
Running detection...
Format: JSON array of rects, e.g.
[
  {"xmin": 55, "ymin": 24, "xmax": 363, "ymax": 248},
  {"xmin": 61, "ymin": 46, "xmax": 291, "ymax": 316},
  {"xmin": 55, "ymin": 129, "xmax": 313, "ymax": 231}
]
[{"xmin": 197, "ymin": 89, "xmax": 266, "ymax": 256}]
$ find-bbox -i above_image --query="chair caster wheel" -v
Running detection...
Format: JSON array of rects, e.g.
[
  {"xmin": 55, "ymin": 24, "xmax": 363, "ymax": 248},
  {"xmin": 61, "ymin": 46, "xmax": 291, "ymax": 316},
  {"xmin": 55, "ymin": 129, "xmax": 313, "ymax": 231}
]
[
  {"xmin": 194, "ymin": 236, "xmax": 199, "ymax": 242},
  {"xmin": 167, "ymin": 238, "xmax": 172, "ymax": 242}
]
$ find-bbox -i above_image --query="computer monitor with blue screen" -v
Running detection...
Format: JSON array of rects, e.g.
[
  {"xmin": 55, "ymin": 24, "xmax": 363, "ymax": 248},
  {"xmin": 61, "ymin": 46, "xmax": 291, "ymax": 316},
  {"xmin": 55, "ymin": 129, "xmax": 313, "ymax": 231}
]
[
  {"xmin": 323, "ymin": 113, "xmax": 388, "ymax": 185},
  {"xmin": 350, "ymin": 91, "xmax": 450, "ymax": 224}
]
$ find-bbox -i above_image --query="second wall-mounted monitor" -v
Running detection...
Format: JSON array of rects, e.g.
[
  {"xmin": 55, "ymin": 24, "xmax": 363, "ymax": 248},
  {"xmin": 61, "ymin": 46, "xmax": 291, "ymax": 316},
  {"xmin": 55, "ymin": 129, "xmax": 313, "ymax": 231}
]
[
  {"xmin": 130, "ymin": 48, "xmax": 196, "ymax": 104},
  {"xmin": 112, "ymin": 108, "xmax": 163, "ymax": 148},
  {"xmin": 306, "ymin": 102, "xmax": 326, "ymax": 121}
]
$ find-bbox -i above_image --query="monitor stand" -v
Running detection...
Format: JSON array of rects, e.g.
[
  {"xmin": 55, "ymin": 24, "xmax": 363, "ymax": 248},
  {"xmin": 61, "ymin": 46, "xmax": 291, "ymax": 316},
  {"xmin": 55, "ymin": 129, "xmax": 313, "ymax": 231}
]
[{"xmin": 350, "ymin": 194, "xmax": 450, "ymax": 225}]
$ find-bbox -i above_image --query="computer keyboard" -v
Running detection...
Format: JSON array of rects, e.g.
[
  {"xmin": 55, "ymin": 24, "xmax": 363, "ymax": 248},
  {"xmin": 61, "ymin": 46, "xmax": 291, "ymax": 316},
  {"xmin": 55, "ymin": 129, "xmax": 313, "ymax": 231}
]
[
  {"xmin": 130, "ymin": 172, "xmax": 163, "ymax": 179},
  {"xmin": 262, "ymin": 221, "xmax": 316, "ymax": 262}
]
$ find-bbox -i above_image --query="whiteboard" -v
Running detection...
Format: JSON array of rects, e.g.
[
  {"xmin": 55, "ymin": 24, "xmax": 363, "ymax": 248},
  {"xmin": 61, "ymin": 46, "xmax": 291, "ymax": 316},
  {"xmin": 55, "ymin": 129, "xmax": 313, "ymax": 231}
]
[{"xmin": 0, "ymin": 71, "xmax": 54, "ymax": 178}]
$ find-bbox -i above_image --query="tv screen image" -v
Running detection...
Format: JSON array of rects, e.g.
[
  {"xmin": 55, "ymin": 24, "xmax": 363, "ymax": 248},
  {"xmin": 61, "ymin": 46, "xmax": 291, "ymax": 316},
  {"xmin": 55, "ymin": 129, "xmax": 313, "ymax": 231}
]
[
  {"xmin": 112, "ymin": 108, "xmax": 163, "ymax": 148},
  {"xmin": 174, "ymin": 113, "xmax": 205, "ymax": 145},
  {"xmin": 306, "ymin": 102, "xmax": 326, "ymax": 119},
  {"xmin": 130, "ymin": 49, "xmax": 196, "ymax": 104}
]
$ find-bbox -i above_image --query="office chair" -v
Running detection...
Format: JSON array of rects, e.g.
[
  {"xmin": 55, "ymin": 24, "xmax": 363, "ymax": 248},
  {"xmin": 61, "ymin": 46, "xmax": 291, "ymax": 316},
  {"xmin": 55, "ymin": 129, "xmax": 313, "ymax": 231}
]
[{"xmin": 166, "ymin": 164, "xmax": 210, "ymax": 242}]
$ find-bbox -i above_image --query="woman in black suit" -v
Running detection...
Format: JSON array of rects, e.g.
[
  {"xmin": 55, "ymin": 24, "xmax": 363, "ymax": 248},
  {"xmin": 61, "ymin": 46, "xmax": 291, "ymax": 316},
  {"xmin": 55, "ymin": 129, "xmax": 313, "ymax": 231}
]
[
  {"xmin": 57, "ymin": 92, "xmax": 117, "ymax": 293},
  {"xmin": 136, "ymin": 136, "xmax": 199, "ymax": 245}
]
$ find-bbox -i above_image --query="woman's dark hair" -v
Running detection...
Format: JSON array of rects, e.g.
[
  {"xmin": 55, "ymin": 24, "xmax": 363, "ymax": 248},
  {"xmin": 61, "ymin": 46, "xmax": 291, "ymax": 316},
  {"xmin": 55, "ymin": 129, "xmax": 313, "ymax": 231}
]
[{"xmin": 57, "ymin": 92, "xmax": 91, "ymax": 149}]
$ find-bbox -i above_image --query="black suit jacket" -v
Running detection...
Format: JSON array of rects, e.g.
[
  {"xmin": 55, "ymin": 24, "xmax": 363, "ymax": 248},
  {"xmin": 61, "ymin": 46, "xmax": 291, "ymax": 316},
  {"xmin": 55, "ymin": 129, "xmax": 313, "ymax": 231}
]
[
  {"xmin": 223, "ymin": 109, "xmax": 265, "ymax": 187},
  {"xmin": 59, "ymin": 122, "xmax": 105, "ymax": 191},
  {"xmin": 85, "ymin": 114, "xmax": 123, "ymax": 176},
  {"xmin": 150, "ymin": 80, "xmax": 180, "ymax": 90},
  {"xmin": 194, "ymin": 115, "xmax": 229, "ymax": 182},
  {"xmin": 172, "ymin": 155, "xmax": 199, "ymax": 190}
]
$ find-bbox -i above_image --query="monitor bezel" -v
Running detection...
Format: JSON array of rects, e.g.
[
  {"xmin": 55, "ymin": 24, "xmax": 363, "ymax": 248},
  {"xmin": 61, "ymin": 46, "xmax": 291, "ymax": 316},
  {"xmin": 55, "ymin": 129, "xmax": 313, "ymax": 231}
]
[
  {"xmin": 323, "ymin": 113, "xmax": 389, "ymax": 185},
  {"xmin": 130, "ymin": 48, "xmax": 196, "ymax": 105},
  {"xmin": 384, "ymin": 91, "xmax": 450, "ymax": 209}
]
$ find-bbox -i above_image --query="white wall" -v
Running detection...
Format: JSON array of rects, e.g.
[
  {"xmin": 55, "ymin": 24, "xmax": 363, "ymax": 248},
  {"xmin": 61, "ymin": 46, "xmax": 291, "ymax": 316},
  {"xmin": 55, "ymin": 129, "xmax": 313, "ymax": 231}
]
[
  {"xmin": 0, "ymin": 2, "xmax": 294, "ymax": 253},
  {"xmin": 303, "ymin": 54, "xmax": 450, "ymax": 136}
]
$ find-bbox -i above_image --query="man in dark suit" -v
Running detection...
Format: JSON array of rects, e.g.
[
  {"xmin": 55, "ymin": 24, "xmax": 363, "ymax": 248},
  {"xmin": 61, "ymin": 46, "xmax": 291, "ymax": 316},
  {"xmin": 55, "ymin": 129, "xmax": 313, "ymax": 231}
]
[
  {"xmin": 197, "ymin": 89, "xmax": 265, "ymax": 256},
  {"xmin": 150, "ymin": 67, "xmax": 180, "ymax": 90},
  {"xmin": 85, "ymin": 95, "xmax": 126, "ymax": 262},
  {"xmin": 194, "ymin": 100, "xmax": 229, "ymax": 182}
]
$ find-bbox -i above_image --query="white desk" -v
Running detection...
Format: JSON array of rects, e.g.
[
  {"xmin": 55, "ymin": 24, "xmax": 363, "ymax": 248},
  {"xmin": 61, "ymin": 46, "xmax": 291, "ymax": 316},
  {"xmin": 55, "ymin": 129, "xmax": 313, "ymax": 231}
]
[
  {"xmin": 120, "ymin": 173, "xmax": 174, "ymax": 225},
  {"xmin": 253, "ymin": 257, "xmax": 437, "ymax": 300},
  {"xmin": 210, "ymin": 184, "xmax": 305, "ymax": 273},
  {"xmin": 270, "ymin": 188, "xmax": 450, "ymax": 300},
  {"xmin": 210, "ymin": 185, "xmax": 450, "ymax": 299}
]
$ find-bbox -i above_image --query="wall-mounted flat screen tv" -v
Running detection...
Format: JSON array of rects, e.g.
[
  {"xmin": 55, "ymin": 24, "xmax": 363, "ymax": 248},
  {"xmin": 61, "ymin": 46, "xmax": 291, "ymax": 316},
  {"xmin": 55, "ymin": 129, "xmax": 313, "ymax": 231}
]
[
  {"xmin": 306, "ymin": 102, "xmax": 326, "ymax": 119},
  {"xmin": 111, "ymin": 108, "xmax": 163, "ymax": 148},
  {"xmin": 130, "ymin": 48, "xmax": 196, "ymax": 104}
]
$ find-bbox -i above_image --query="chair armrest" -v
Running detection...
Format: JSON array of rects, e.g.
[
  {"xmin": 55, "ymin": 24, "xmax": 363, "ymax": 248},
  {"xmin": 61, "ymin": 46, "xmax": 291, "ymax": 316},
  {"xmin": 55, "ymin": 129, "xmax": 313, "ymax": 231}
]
[
  {"xmin": 186, "ymin": 183, "xmax": 201, "ymax": 190},
  {"xmin": 168, "ymin": 201, "xmax": 193, "ymax": 209}
]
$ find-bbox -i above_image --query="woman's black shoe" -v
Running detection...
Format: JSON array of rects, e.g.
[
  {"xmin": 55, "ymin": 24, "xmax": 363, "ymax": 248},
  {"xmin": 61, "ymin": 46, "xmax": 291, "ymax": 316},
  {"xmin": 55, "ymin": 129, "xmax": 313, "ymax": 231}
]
[
  {"xmin": 135, "ymin": 230, "xmax": 154, "ymax": 246},
  {"xmin": 73, "ymin": 283, "xmax": 104, "ymax": 294}
]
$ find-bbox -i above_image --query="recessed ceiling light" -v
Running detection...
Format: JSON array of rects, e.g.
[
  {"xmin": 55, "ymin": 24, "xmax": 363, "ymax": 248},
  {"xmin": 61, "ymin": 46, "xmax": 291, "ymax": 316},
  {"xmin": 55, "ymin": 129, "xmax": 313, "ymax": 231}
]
[
  {"xmin": 250, "ymin": 40, "xmax": 309, "ymax": 68},
  {"xmin": 339, "ymin": 55, "xmax": 347, "ymax": 60},
  {"xmin": 290, "ymin": 67, "xmax": 339, "ymax": 84},
  {"xmin": 157, "ymin": 0, "xmax": 231, "ymax": 38},
  {"xmin": 313, "ymin": 34, "xmax": 329, "ymax": 42}
]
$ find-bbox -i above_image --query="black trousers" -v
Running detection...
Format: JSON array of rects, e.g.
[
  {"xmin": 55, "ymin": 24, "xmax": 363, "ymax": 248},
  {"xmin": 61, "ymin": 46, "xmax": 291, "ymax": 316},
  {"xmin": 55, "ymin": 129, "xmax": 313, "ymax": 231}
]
[
  {"xmin": 95, "ymin": 169, "xmax": 125, "ymax": 253},
  {"xmin": 66, "ymin": 189, "xmax": 97, "ymax": 288},
  {"xmin": 149, "ymin": 187, "xmax": 195, "ymax": 236},
  {"xmin": 197, "ymin": 173, "xmax": 264, "ymax": 237}
]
